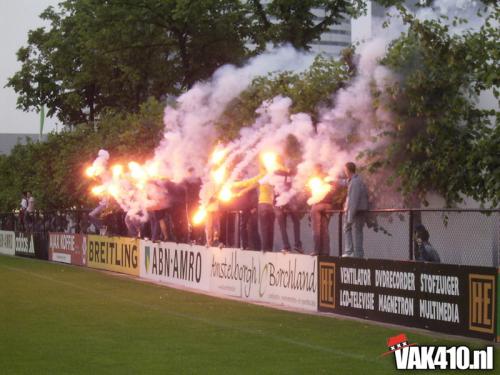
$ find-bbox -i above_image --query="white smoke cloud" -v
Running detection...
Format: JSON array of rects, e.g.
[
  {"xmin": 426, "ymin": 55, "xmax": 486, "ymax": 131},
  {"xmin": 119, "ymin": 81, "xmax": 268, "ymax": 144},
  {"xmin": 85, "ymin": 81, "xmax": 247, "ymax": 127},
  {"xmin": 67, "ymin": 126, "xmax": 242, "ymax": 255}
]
[{"xmin": 87, "ymin": 1, "xmax": 493, "ymax": 219}]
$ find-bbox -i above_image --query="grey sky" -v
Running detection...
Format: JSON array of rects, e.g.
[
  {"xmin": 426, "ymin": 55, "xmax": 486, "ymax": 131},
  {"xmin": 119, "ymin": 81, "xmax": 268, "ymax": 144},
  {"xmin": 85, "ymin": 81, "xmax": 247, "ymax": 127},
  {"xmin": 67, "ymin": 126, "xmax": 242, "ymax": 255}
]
[{"xmin": 0, "ymin": 0, "xmax": 59, "ymax": 134}]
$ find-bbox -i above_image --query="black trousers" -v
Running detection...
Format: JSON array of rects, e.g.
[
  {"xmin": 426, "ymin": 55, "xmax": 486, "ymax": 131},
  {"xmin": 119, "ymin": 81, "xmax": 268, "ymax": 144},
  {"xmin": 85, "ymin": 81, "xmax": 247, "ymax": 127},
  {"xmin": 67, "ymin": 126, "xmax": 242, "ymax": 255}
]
[
  {"xmin": 258, "ymin": 203, "xmax": 275, "ymax": 251},
  {"xmin": 241, "ymin": 209, "xmax": 261, "ymax": 250},
  {"xmin": 275, "ymin": 206, "xmax": 302, "ymax": 250}
]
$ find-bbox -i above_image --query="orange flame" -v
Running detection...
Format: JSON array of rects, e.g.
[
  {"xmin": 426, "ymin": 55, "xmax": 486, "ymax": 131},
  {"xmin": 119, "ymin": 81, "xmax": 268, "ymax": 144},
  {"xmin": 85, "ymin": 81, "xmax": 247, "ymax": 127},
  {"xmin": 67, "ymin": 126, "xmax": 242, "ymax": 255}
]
[
  {"xmin": 192, "ymin": 206, "xmax": 207, "ymax": 226},
  {"xmin": 260, "ymin": 151, "xmax": 280, "ymax": 173},
  {"xmin": 111, "ymin": 164, "xmax": 123, "ymax": 179},
  {"xmin": 85, "ymin": 164, "xmax": 105, "ymax": 178},
  {"xmin": 308, "ymin": 176, "xmax": 331, "ymax": 198},
  {"xmin": 85, "ymin": 166, "xmax": 96, "ymax": 177},
  {"xmin": 211, "ymin": 166, "xmax": 226, "ymax": 185},
  {"xmin": 91, "ymin": 185, "xmax": 106, "ymax": 196},
  {"xmin": 218, "ymin": 185, "xmax": 233, "ymax": 202},
  {"xmin": 145, "ymin": 161, "xmax": 160, "ymax": 179},
  {"xmin": 211, "ymin": 147, "xmax": 226, "ymax": 165},
  {"xmin": 107, "ymin": 184, "xmax": 120, "ymax": 198},
  {"xmin": 128, "ymin": 161, "xmax": 145, "ymax": 180}
]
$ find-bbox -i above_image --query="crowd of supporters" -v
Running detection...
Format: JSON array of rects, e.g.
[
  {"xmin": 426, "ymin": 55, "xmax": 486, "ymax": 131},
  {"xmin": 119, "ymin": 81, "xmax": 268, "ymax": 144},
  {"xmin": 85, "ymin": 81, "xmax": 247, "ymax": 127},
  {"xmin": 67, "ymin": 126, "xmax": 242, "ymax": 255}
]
[{"xmin": 0, "ymin": 162, "xmax": 441, "ymax": 262}]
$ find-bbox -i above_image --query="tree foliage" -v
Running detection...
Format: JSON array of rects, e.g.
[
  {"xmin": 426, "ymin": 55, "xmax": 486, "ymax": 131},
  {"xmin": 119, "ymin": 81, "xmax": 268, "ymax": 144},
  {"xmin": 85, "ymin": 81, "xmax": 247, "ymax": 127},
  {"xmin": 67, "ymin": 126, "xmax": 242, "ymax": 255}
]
[
  {"xmin": 373, "ymin": 6, "xmax": 499, "ymax": 206},
  {"xmin": 0, "ymin": 98, "xmax": 164, "ymax": 212},
  {"xmin": 249, "ymin": 0, "xmax": 365, "ymax": 49},
  {"xmin": 216, "ymin": 51, "xmax": 355, "ymax": 140},
  {"xmin": 2, "ymin": 1, "xmax": 498, "ymax": 212},
  {"xmin": 7, "ymin": 0, "xmax": 366, "ymax": 128},
  {"xmin": 6, "ymin": 0, "xmax": 254, "ymax": 127}
]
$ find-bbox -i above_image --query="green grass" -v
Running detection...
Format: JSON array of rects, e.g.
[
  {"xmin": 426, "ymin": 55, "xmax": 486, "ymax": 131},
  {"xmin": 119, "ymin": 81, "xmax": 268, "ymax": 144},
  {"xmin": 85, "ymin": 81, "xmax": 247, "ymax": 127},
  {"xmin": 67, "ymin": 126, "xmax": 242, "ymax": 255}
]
[{"xmin": 0, "ymin": 255, "xmax": 497, "ymax": 374}]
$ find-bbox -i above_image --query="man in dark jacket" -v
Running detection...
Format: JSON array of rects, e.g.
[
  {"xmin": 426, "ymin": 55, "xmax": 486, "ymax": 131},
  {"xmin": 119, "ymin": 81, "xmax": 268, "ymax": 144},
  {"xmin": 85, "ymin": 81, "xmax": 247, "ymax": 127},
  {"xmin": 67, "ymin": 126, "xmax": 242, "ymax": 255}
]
[
  {"xmin": 342, "ymin": 162, "xmax": 369, "ymax": 258},
  {"xmin": 414, "ymin": 224, "xmax": 441, "ymax": 262}
]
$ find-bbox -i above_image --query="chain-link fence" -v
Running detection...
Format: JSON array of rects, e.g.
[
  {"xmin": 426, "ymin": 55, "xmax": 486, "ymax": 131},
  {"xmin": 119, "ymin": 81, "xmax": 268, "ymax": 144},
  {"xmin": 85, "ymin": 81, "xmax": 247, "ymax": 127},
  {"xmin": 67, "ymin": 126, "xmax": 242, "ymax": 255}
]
[
  {"xmin": 417, "ymin": 210, "xmax": 499, "ymax": 267},
  {"xmin": 0, "ymin": 210, "xmax": 103, "ymax": 234},
  {"xmin": 222, "ymin": 209, "xmax": 499, "ymax": 267},
  {"xmin": 2, "ymin": 208, "xmax": 498, "ymax": 267}
]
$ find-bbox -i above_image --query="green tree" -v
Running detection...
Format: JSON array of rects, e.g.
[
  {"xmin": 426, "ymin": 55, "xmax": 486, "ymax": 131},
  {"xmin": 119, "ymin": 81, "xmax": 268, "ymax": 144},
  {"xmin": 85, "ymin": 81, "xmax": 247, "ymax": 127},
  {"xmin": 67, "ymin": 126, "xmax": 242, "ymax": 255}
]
[
  {"xmin": 216, "ymin": 52, "xmax": 354, "ymax": 140},
  {"xmin": 249, "ymin": 0, "xmax": 365, "ymax": 49},
  {"xmin": 7, "ymin": 0, "xmax": 254, "ymax": 127},
  {"xmin": 370, "ymin": 5, "xmax": 499, "ymax": 206},
  {"xmin": 0, "ymin": 97, "xmax": 164, "ymax": 212}
]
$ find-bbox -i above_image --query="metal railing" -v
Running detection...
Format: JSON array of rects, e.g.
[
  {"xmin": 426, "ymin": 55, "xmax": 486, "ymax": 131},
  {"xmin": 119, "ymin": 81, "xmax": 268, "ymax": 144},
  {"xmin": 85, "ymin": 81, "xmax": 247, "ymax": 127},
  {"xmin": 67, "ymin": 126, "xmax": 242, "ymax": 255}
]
[
  {"xmin": 1, "ymin": 208, "xmax": 499, "ymax": 267},
  {"xmin": 0, "ymin": 210, "xmax": 93, "ymax": 234},
  {"xmin": 219, "ymin": 208, "xmax": 500, "ymax": 267}
]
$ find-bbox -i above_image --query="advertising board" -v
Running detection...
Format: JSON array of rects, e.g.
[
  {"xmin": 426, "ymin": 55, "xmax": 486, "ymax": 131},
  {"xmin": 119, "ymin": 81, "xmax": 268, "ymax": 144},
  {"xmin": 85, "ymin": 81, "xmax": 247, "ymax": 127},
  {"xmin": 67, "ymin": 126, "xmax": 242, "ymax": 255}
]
[
  {"xmin": 318, "ymin": 257, "xmax": 497, "ymax": 341},
  {"xmin": 87, "ymin": 235, "xmax": 139, "ymax": 276},
  {"xmin": 14, "ymin": 232, "xmax": 35, "ymax": 258},
  {"xmin": 0, "ymin": 230, "xmax": 15, "ymax": 256},
  {"xmin": 49, "ymin": 233, "xmax": 86, "ymax": 266},
  {"xmin": 140, "ymin": 240, "xmax": 210, "ymax": 291},
  {"xmin": 210, "ymin": 248, "xmax": 317, "ymax": 311}
]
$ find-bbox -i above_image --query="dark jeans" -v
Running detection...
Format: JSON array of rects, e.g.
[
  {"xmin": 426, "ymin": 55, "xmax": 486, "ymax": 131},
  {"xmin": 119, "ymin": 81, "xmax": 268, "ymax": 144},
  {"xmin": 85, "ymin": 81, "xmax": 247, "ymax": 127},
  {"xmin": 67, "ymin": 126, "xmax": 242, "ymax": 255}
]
[
  {"xmin": 170, "ymin": 205, "xmax": 188, "ymax": 243},
  {"xmin": 259, "ymin": 203, "xmax": 275, "ymax": 251},
  {"xmin": 240, "ymin": 209, "xmax": 261, "ymax": 250},
  {"xmin": 24, "ymin": 212, "xmax": 35, "ymax": 232},
  {"xmin": 149, "ymin": 211, "xmax": 160, "ymax": 241},
  {"xmin": 311, "ymin": 203, "xmax": 332, "ymax": 255},
  {"xmin": 125, "ymin": 215, "xmax": 142, "ymax": 237},
  {"xmin": 275, "ymin": 206, "xmax": 302, "ymax": 250}
]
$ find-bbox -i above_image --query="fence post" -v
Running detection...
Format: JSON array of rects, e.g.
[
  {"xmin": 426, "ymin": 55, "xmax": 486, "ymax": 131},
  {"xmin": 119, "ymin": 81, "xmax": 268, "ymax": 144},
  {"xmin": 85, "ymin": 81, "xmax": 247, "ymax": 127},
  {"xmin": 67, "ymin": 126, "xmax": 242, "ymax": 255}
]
[
  {"xmin": 236, "ymin": 211, "xmax": 241, "ymax": 249},
  {"xmin": 408, "ymin": 210, "xmax": 414, "ymax": 260},
  {"xmin": 338, "ymin": 211, "xmax": 343, "ymax": 257}
]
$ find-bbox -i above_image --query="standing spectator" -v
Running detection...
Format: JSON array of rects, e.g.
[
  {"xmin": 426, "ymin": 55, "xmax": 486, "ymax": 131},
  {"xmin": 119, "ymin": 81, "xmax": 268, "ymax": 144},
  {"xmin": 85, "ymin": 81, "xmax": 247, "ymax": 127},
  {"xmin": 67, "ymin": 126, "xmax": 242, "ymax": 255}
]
[
  {"xmin": 164, "ymin": 181, "xmax": 189, "ymax": 243},
  {"xmin": 414, "ymin": 224, "xmax": 441, "ymax": 262},
  {"xmin": 182, "ymin": 168, "xmax": 203, "ymax": 243},
  {"xmin": 276, "ymin": 137, "xmax": 306, "ymax": 253},
  {"xmin": 275, "ymin": 171, "xmax": 305, "ymax": 253},
  {"xmin": 310, "ymin": 165, "xmax": 336, "ymax": 256},
  {"xmin": 125, "ymin": 212, "xmax": 143, "ymax": 238},
  {"xmin": 342, "ymin": 162, "xmax": 369, "ymax": 258},
  {"xmin": 89, "ymin": 198, "xmax": 108, "ymax": 234},
  {"xmin": 232, "ymin": 166, "xmax": 274, "ymax": 251},
  {"xmin": 205, "ymin": 197, "xmax": 221, "ymax": 246},
  {"xmin": 19, "ymin": 191, "xmax": 28, "ymax": 231},
  {"xmin": 25, "ymin": 191, "xmax": 36, "ymax": 231},
  {"xmin": 229, "ymin": 185, "xmax": 261, "ymax": 250},
  {"xmin": 146, "ymin": 180, "xmax": 172, "ymax": 242}
]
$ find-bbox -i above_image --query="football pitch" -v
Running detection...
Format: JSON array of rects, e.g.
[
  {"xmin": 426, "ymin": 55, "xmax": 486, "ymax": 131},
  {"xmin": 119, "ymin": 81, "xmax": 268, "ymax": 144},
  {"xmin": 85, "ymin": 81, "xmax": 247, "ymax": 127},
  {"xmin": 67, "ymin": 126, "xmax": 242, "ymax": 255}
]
[{"xmin": 0, "ymin": 255, "xmax": 497, "ymax": 374}]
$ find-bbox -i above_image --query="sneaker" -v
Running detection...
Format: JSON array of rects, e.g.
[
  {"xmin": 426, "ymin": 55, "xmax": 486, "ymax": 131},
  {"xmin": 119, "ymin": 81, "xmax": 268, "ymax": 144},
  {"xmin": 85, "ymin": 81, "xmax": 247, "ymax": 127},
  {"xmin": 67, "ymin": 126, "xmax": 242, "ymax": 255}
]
[{"xmin": 341, "ymin": 253, "xmax": 354, "ymax": 258}]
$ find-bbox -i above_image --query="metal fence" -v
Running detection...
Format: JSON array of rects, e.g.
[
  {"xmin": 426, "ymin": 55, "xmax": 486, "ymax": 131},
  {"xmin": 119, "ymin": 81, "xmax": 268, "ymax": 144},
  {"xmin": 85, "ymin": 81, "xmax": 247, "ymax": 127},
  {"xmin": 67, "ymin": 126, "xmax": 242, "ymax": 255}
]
[
  {"xmin": 0, "ymin": 210, "xmax": 95, "ymax": 234},
  {"xmin": 1, "ymin": 208, "xmax": 499, "ymax": 267},
  {"xmin": 221, "ymin": 209, "xmax": 500, "ymax": 268}
]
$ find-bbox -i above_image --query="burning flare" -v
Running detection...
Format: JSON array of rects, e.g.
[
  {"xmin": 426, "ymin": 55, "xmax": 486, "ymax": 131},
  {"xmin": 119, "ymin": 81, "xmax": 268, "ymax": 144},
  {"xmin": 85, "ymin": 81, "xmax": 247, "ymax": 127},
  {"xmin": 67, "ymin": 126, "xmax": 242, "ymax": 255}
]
[
  {"xmin": 218, "ymin": 184, "xmax": 233, "ymax": 202},
  {"xmin": 145, "ymin": 161, "xmax": 160, "ymax": 179},
  {"xmin": 85, "ymin": 165, "xmax": 104, "ymax": 178},
  {"xmin": 308, "ymin": 176, "xmax": 332, "ymax": 201},
  {"xmin": 111, "ymin": 164, "xmax": 123, "ymax": 179},
  {"xmin": 192, "ymin": 206, "xmax": 207, "ymax": 226},
  {"xmin": 91, "ymin": 185, "xmax": 106, "ymax": 196},
  {"xmin": 107, "ymin": 184, "xmax": 120, "ymax": 198},
  {"xmin": 211, "ymin": 166, "xmax": 226, "ymax": 185},
  {"xmin": 128, "ymin": 161, "xmax": 146, "ymax": 181},
  {"xmin": 211, "ymin": 147, "xmax": 227, "ymax": 165},
  {"xmin": 260, "ymin": 151, "xmax": 280, "ymax": 173}
]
